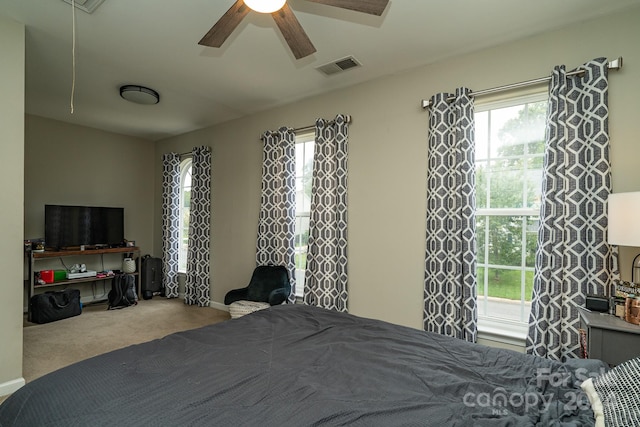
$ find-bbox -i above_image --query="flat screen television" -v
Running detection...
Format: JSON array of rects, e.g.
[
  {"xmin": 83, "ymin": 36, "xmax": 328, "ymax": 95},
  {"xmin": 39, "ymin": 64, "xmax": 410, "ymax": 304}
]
[{"xmin": 45, "ymin": 205, "xmax": 124, "ymax": 250}]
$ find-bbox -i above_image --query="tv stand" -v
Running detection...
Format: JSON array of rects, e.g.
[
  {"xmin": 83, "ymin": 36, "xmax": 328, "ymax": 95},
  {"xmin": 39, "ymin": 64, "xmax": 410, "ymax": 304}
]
[{"xmin": 28, "ymin": 246, "xmax": 141, "ymax": 304}]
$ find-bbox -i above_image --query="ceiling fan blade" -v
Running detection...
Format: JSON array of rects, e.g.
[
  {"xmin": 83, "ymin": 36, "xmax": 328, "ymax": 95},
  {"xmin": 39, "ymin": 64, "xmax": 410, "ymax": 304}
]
[
  {"xmin": 271, "ymin": 3, "xmax": 316, "ymax": 60},
  {"xmin": 198, "ymin": 0, "xmax": 250, "ymax": 48},
  {"xmin": 306, "ymin": 0, "xmax": 389, "ymax": 16}
]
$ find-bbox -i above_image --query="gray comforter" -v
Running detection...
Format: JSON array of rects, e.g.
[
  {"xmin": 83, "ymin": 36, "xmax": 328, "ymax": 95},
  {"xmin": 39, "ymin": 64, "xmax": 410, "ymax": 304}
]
[{"xmin": 0, "ymin": 305, "xmax": 605, "ymax": 426}]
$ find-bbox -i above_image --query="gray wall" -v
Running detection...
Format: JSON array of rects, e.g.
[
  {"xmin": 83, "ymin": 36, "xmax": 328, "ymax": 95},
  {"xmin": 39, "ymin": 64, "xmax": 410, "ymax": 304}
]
[
  {"xmin": 23, "ymin": 115, "xmax": 156, "ymax": 302},
  {"xmin": 154, "ymin": 6, "xmax": 640, "ymax": 331},
  {"xmin": 0, "ymin": 15, "xmax": 25, "ymax": 396}
]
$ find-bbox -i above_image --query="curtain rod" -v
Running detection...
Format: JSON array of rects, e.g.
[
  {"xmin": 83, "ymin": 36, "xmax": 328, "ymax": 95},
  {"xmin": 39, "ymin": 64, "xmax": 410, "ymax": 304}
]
[
  {"xmin": 293, "ymin": 115, "xmax": 353, "ymax": 133},
  {"xmin": 420, "ymin": 57, "xmax": 623, "ymax": 109},
  {"xmin": 177, "ymin": 115, "xmax": 354, "ymax": 154},
  {"xmin": 293, "ymin": 124, "xmax": 316, "ymax": 134},
  {"xmin": 263, "ymin": 115, "xmax": 353, "ymax": 138}
]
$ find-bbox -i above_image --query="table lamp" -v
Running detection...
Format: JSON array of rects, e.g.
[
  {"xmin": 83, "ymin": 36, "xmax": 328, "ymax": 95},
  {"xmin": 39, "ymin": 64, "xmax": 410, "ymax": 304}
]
[{"xmin": 608, "ymin": 191, "xmax": 640, "ymax": 283}]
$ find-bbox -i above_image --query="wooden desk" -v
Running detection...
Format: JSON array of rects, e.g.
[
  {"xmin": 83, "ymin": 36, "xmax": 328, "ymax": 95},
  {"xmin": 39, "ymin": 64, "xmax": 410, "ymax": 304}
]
[{"xmin": 578, "ymin": 307, "xmax": 640, "ymax": 366}]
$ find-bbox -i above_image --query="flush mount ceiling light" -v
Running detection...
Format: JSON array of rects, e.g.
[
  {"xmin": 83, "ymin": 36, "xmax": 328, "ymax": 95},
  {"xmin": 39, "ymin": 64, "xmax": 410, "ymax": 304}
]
[
  {"xmin": 119, "ymin": 85, "xmax": 160, "ymax": 105},
  {"xmin": 244, "ymin": 0, "xmax": 286, "ymax": 13}
]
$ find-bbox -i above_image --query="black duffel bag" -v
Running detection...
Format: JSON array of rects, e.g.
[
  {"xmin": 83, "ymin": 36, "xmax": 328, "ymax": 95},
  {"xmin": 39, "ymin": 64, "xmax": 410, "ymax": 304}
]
[{"xmin": 28, "ymin": 289, "xmax": 82, "ymax": 324}]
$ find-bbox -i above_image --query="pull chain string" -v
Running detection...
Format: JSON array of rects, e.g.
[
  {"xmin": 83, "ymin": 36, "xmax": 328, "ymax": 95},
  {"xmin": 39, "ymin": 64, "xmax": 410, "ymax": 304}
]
[{"xmin": 70, "ymin": 0, "xmax": 77, "ymax": 114}]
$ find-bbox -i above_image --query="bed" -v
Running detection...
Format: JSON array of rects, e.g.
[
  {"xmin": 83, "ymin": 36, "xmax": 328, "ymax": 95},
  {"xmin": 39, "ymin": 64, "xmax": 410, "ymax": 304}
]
[{"xmin": 0, "ymin": 305, "xmax": 609, "ymax": 426}]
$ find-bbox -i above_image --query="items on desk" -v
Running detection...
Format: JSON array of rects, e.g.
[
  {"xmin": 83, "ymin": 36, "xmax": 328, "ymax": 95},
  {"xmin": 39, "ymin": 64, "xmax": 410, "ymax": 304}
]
[{"xmin": 625, "ymin": 296, "xmax": 640, "ymax": 325}]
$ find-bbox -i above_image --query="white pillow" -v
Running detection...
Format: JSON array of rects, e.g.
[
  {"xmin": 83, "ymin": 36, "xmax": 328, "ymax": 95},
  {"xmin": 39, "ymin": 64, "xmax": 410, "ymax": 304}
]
[
  {"xmin": 581, "ymin": 357, "xmax": 640, "ymax": 427},
  {"xmin": 580, "ymin": 378, "xmax": 604, "ymax": 427}
]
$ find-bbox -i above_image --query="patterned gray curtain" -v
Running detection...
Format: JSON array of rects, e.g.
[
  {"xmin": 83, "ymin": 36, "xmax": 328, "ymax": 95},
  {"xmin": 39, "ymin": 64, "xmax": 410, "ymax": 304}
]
[
  {"xmin": 184, "ymin": 146, "xmax": 212, "ymax": 307},
  {"xmin": 303, "ymin": 114, "xmax": 349, "ymax": 312},
  {"xmin": 424, "ymin": 88, "xmax": 477, "ymax": 343},
  {"xmin": 161, "ymin": 152, "xmax": 180, "ymax": 298},
  {"xmin": 527, "ymin": 58, "xmax": 615, "ymax": 361},
  {"xmin": 256, "ymin": 127, "xmax": 296, "ymax": 303}
]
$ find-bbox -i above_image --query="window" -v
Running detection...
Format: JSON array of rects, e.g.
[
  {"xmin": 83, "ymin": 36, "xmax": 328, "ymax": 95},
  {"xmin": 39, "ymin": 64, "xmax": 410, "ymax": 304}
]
[
  {"xmin": 294, "ymin": 132, "xmax": 315, "ymax": 297},
  {"xmin": 475, "ymin": 93, "xmax": 547, "ymax": 331},
  {"xmin": 178, "ymin": 158, "xmax": 192, "ymax": 272}
]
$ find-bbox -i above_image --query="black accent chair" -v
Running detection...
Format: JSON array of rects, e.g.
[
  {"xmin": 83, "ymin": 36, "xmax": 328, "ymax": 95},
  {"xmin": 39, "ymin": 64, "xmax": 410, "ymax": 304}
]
[{"xmin": 224, "ymin": 265, "xmax": 291, "ymax": 306}]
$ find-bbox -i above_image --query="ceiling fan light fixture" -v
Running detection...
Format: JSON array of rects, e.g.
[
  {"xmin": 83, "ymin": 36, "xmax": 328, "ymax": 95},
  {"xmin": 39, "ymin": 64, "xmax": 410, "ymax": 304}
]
[{"xmin": 244, "ymin": 0, "xmax": 286, "ymax": 13}]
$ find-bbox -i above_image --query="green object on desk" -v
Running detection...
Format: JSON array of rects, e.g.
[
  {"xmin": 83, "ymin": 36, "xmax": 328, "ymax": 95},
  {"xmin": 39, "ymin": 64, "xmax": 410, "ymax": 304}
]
[{"xmin": 54, "ymin": 270, "xmax": 67, "ymax": 281}]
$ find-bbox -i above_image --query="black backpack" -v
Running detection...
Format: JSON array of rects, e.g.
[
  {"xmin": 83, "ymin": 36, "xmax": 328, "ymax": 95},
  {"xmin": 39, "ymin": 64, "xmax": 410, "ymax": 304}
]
[{"xmin": 108, "ymin": 274, "xmax": 138, "ymax": 309}]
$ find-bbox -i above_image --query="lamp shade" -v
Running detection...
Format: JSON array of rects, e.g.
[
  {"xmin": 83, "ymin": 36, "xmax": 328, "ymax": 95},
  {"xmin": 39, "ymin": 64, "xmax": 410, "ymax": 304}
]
[{"xmin": 608, "ymin": 192, "xmax": 640, "ymax": 247}]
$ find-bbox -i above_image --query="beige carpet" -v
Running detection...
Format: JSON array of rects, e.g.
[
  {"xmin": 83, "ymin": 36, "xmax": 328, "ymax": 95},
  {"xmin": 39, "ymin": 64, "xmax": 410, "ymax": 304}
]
[{"xmin": 22, "ymin": 298, "xmax": 230, "ymax": 384}]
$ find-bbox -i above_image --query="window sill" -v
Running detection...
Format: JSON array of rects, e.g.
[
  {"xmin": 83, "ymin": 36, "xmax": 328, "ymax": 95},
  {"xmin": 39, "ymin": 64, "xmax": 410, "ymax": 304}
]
[{"xmin": 478, "ymin": 316, "xmax": 528, "ymax": 348}]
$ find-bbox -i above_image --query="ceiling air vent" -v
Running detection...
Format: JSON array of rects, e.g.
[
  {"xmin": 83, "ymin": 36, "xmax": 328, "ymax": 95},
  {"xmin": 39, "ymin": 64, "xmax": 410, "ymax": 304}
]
[
  {"xmin": 62, "ymin": 0, "xmax": 107, "ymax": 14},
  {"xmin": 316, "ymin": 56, "xmax": 361, "ymax": 76}
]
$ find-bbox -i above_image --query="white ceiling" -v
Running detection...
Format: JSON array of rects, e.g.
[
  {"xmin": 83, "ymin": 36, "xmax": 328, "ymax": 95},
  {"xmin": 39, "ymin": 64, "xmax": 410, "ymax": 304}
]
[{"xmin": 1, "ymin": 0, "xmax": 639, "ymax": 141}]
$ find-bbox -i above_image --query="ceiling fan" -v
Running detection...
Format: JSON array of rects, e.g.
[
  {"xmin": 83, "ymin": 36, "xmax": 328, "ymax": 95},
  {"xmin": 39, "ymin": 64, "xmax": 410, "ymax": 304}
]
[{"xmin": 198, "ymin": 0, "xmax": 390, "ymax": 60}]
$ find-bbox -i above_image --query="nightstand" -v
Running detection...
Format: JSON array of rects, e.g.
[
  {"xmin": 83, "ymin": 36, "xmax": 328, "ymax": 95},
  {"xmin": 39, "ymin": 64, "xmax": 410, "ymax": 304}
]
[{"xmin": 578, "ymin": 307, "xmax": 640, "ymax": 366}]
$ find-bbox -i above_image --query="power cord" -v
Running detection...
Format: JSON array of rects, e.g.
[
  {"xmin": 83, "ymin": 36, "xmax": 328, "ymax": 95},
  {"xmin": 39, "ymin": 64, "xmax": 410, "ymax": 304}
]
[
  {"xmin": 70, "ymin": 0, "xmax": 77, "ymax": 114},
  {"xmin": 59, "ymin": 257, "xmax": 71, "ymax": 272}
]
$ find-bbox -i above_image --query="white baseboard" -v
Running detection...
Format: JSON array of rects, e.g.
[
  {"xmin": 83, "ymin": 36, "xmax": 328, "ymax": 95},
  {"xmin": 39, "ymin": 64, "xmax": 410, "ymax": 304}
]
[
  {"xmin": 210, "ymin": 301, "xmax": 229, "ymax": 312},
  {"xmin": 81, "ymin": 295, "xmax": 108, "ymax": 305},
  {"xmin": 0, "ymin": 377, "xmax": 25, "ymax": 397},
  {"xmin": 170, "ymin": 293, "xmax": 227, "ymax": 311}
]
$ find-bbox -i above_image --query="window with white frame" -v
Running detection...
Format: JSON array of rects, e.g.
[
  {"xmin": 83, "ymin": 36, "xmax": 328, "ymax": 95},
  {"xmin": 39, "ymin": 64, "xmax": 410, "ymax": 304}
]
[
  {"xmin": 475, "ymin": 92, "xmax": 547, "ymax": 331},
  {"xmin": 178, "ymin": 158, "xmax": 192, "ymax": 272},
  {"xmin": 294, "ymin": 132, "xmax": 315, "ymax": 297}
]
